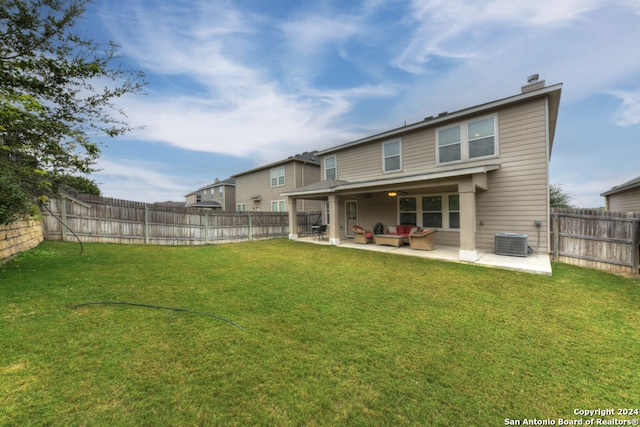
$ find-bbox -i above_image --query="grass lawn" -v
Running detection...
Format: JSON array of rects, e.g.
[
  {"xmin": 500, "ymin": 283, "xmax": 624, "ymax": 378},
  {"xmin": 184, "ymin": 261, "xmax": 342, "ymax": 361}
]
[{"xmin": 1, "ymin": 240, "xmax": 639, "ymax": 426}]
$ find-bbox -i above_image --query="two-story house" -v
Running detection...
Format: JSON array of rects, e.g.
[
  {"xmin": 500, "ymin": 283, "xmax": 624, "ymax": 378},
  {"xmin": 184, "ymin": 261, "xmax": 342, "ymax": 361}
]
[
  {"xmin": 185, "ymin": 177, "xmax": 236, "ymax": 210},
  {"xmin": 283, "ymin": 76, "xmax": 562, "ymax": 263},
  {"xmin": 232, "ymin": 151, "xmax": 322, "ymax": 212}
]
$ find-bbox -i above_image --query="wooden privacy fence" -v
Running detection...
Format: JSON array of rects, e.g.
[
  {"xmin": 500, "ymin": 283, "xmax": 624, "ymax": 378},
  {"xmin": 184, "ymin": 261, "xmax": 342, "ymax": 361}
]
[
  {"xmin": 551, "ymin": 208, "xmax": 640, "ymax": 276},
  {"xmin": 42, "ymin": 195, "xmax": 321, "ymax": 245}
]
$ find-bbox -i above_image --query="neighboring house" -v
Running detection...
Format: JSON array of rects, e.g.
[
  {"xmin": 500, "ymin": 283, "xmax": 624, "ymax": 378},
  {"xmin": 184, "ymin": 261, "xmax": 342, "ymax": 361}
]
[
  {"xmin": 601, "ymin": 176, "xmax": 640, "ymax": 211},
  {"xmin": 185, "ymin": 178, "xmax": 236, "ymax": 210},
  {"xmin": 232, "ymin": 151, "xmax": 322, "ymax": 212},
  {"xmin": 283, "ymin": 76, "xmax": 562, "ymax": 262}
]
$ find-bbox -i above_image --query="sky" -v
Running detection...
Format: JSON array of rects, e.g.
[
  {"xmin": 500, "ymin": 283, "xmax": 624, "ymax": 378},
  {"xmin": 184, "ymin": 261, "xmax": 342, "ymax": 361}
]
[{"xmin": 76, "ymin": 0, "xmax": 640, "ymax": 207}]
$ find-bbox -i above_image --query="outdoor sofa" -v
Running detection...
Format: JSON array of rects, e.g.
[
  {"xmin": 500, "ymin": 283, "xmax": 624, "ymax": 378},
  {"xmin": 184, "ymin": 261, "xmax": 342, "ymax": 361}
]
[{"xmin": 374, "ymin": 225, "xmax": 419, "ymax": 247}]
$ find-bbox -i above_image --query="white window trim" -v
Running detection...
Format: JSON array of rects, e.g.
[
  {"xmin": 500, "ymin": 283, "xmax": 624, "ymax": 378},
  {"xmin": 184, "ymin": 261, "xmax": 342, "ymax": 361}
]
[
  {"xmin": 397, "ymin": 193, "xmax": 460, "ymax": 231},
  {"xmin": 270, "ymin": 166, "xmax": 285, "ymax": 187},
  {"xmin": 325, "ymin": 155, "xmax": 337, "ymax": 180},
  {"xmin": 436, "ymin": 115, "xmax": 498, "ymax": 166},
  {"xmin": 382, "ymin": 139, "xmax": 402, "ymax": 173},
  {"xmin": 236, "ymin": 203, "xmax": 246, "ymax": 211}
]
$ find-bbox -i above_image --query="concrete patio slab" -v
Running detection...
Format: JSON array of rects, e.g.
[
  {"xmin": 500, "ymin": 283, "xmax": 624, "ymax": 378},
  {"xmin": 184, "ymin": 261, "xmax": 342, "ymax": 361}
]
[{"xmin": 297, "ymin": 237, "xmax": 552, "ymax": 275}]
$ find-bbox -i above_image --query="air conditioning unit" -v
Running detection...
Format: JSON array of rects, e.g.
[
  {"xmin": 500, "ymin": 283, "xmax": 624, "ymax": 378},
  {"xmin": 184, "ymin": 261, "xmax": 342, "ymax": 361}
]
[{"xmin": 495, "ymin": 233, "xmax": 529, "ymax": 257}]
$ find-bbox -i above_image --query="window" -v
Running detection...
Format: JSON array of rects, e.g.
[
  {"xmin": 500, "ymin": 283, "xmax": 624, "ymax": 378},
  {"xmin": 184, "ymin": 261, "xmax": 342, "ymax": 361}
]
[
  {"xmin": 219, "ymin": 187, "xmax": 224, "ymax": 199},
  {"xmin": 422, "ymin": 196, "xmax": 442, "ymax": 228},
  {"xmin": 399, "ymin": 194, "xmax": 460, "ymax": 230},
  {"xmin": 399, "ymin": 197, "xmax": 417, "ymax": 225},
  {"xmin": 437, "ymin": 116, "xmax": 496, "ymax": 164},
  {"xmin": 236, "ymin": 203, "xmax": 246, "ymax": 211},
  {"xmin": 325, "ymin": 155, "xmax": 336, "ymax": 180},
  {"xmin": 437, "ymin": 127, "xmax": 461, "ymax": 164},
  {"xmin": 468, "ymin": 117, "xmax": 495, "ymax": 159},
  {"xmin": 325, "ymin": 201, "xmax": 330, "ymax": 225},
  {"xmin": 383, "ymin": 139, "xmax": 401, "ymax": 172},
  {"xmin": 271, "ymin": 166, "xmax": 285, "ymax": 187},
  {"xmin": 448, "ymin": 195, "xmax": 460, "ymax": 229},
  {"xmin": 196, "ymin": 194, "xmax": 202, "ymax": 203},
  {"xmin": 271, "ymin": 200, "xmax": 286, "ymax": 212}
]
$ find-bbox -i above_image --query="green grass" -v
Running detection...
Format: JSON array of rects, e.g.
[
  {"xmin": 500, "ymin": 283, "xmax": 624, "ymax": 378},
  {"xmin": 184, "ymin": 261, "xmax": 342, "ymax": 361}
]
[{"xmin": 1, "ymin": 240, "xmax": 639, "ymax": 426}]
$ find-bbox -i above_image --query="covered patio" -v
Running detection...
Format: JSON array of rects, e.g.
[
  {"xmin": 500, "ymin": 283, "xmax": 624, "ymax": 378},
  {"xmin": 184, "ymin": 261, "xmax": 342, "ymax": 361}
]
[
  {"xmin": 284, "ymin": 166, "xmax": 503, "ymax": 256},
  {"xmin": 297, "ymin": 236, "xmax": 552, "ymax": 275}
]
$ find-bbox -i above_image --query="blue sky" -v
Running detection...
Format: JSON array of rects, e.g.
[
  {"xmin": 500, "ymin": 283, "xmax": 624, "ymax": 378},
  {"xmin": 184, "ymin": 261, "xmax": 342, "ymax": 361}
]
[{"xmin": 78, "ymin": 0, "xmax": 640, "ymax": 207}]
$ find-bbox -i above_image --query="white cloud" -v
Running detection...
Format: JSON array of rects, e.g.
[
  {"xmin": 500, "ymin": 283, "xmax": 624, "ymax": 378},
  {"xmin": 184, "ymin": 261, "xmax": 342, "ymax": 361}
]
[
  {"xmin": 99, "ymin": 1, "xmax": 396, "ymax": 164},
  {"xmin": 394, "ymin": 0, "xmax": 635, "ymax": 74},
  {"xmin": 94, "ymin": 159, "xmax": 197, "ymax": 202},
  {"xmin": 611, "ymin": 89, "xmax": 640, "ymax": 126},
  {"xmin": 280, "ymin": 14, "xmax": 363, "ymax": 55}
]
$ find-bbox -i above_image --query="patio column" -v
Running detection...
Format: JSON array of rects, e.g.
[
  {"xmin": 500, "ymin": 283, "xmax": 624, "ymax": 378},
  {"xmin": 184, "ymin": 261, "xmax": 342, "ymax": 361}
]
[
  {"xmin": 458, "ymin": 178, "xmax": 478, "ymax": 262},
  {"xmin": 287, "ymin": 197, "xmax": 298, "ymax": 240},
  {"xmin": 328, "ymin": 194, "xmax": 340, "ymax": 245}
]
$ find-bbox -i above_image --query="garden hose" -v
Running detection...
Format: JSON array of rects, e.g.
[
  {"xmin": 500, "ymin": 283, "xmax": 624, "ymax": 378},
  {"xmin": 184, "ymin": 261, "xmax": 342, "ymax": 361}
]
[
  {"xmin": 40, "ymin": 200, "xmax": 84, "ymax": 255},
  {"xmin": 71, "ymin": 301, "xmax": 246, "ymax": 330}
]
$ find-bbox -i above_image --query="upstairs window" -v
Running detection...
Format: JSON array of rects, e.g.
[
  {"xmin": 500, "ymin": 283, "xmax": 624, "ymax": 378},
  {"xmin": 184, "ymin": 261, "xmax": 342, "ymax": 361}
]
[
  {"xmin": 325, "ymin": 155, "xmax": 336, "ymax": 180},
  {"xmin": 468, "ymin": 117, "xmax": 495, "ymax": 159},
  {"xmin": 383, "ymin": 139, "xmax": 402, "ymax": 173},
  {"xmin": 437, "ymin": 116, "xmax": 496, "ymax": 164},
  {"xmin": 271, "ymin": 166, "xmax": 285, "ymax": 187}
]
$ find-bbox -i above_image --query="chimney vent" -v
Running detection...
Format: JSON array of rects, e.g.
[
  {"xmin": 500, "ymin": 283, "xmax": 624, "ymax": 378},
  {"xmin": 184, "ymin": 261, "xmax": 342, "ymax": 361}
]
[{"xmin": 522, "ymin": 74, "xmax": 545, "ymax": 93}]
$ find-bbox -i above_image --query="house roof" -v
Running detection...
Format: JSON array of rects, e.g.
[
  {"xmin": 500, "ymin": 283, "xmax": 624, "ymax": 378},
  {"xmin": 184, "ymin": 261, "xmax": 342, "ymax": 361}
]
[
  {"xmin": 232, "ymin": 151, "xmax": 320, "ymax": 178},
  {"xmin": 282, "ymin": 165, "xmax": 500, "ymax": 198},
  {"xmin": 600, "ymin": 175, "xmax": 640, "ymax": 197},
  {"xmin": 199, "ymin": 177, "xmax": 235, "ymax": 190},
  {"xmin": 185, "ymin": 200, "xmax": 222, "ymax": 208},
  {"xmin": 319, "ymin": 83, "xmax": 562, "ymax": 158},
  {"xmin": 184, "ymin": 177, "xmax": 236, "ymax": 197}
]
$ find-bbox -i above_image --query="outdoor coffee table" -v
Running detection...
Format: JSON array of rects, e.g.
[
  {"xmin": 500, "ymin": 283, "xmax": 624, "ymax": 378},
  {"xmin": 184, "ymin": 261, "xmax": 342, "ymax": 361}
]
[{"xmin": 374, "ymin": 234, "xmax": 406, "ymax": 247}]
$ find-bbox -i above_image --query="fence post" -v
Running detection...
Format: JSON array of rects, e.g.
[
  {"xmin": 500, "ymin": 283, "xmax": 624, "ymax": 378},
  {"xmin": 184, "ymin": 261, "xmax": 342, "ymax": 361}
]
[
  {"xmin": 144, "ymin": 204, "xmax": 149, "ymax": 245},
  {"xmin": 204, "ymin": 212, "xmax": 209, "ymax": 244},
  {"xmin": 248, "ymin": 212, "xmax": 253, "ymax": 241},
  {"xmin": 61, "ymin": 196, "xmax": 67, "ymax": 241},
  {"xmin": 552, "ymin": 212, "xmax": 559, "ymax": 260},
  {"xmin": 633, "ymin": 219, "xmax": 639, "ymax": 273}
]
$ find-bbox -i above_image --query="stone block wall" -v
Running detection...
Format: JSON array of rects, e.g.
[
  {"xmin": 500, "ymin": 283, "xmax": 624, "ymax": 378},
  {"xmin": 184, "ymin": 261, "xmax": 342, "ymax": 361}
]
[{"xmin": 0, "ymin": 219, "xmax": 44, "ymax": 261}]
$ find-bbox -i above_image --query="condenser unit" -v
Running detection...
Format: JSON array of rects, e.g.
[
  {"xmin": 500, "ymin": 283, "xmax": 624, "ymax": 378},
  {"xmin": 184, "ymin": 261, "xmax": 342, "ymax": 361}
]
[{"xmin": 495, "ymin": 233, "xmax": 529, "ymax": 257}]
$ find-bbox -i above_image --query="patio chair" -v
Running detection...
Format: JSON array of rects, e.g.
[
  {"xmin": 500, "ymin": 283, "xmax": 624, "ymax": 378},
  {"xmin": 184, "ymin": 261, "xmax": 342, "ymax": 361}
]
[
  {"xmin": 312, "ymin": 224, "xmax": 327, "ymax": 240},
  {"xmin": 352, "ymin": 225, "xmax": 373, "ymax": 244},
  {"xmin": 409, "ymin": 228, "xmax": 437, "ymax": 250}
]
